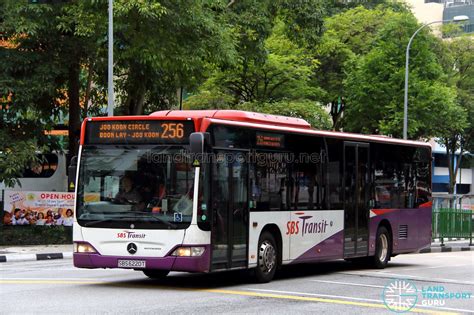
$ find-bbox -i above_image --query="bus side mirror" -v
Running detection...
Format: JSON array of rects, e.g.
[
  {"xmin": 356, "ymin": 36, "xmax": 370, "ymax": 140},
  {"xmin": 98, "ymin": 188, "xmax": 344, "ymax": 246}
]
[
  {"xmin": 68, "ymin": 156, "xmax": 78, "ymax": 192},
  {"xmin": 189, "ymin": 132, "xmax": 210, "ymax": 165}
]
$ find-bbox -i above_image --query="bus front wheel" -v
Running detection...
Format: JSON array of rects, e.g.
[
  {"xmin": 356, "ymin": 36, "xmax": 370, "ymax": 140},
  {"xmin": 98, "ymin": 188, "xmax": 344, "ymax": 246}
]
[
  {"xmin": 142, "ymin": 269, "xmax": 170, "ymax": 280},
  {"xmin": 255, "ymin": 231, "xmax": 278, "ymax": 283},
  {"xmin": 372, "ymin": 226, "xmax": 391, "ymax": 269}
]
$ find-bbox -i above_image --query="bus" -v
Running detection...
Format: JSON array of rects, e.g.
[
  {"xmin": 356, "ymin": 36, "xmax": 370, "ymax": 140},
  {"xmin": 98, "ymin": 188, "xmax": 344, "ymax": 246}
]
[
  {"xmin": 0, "ymin": 152, "xmax": 68, "ymax": 193},
  {"xmin": 73, "ymin": 110, "xmax": 432, "ymax": 283}
]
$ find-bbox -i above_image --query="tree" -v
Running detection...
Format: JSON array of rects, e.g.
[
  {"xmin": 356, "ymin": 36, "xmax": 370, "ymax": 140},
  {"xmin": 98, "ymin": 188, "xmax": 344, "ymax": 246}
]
[
  {"xmin": 239, "ymin": 100, "xmax": 331, "ymax": 130},
  {"xmin": 341, "ymin": 8, "xmax": 458, "ymax": 139},
  {"xmin": 436, "ymin": 36, "xmax": 474, "ymax": 195},
  {"xmin": 111, "ymin": 0, "xmax": 236, "ymax": 115},
  {"xmin": 313, "ymin": 6, "xmax": 396, "ymax": 130},
  {"xmin": 0, "ymin": 0, "xmax": 237, "ymax": 186},
  {"xmin": 207, "ymin": 20, "xmax": 321, "ymax": 104}
]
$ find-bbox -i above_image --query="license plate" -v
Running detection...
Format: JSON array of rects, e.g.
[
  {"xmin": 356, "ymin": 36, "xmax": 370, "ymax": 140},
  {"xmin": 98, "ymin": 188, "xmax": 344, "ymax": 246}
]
[{"xmin": 118, "ymin": 259, "xmax": 146, "ymax": 268}]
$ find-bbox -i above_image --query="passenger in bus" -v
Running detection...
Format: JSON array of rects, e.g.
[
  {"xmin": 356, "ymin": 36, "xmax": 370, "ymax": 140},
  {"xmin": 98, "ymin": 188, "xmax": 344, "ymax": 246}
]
[
  {"xmin": 173, "ymin": 185, "xmax": 193, "ymax": 216},
  {"xmin": 115, "ymin": 175, "xmax": 144, "ymax": 210},
  {"xmin": 145, "ymin": 178, "xmax": 167, "ymax": 212}
]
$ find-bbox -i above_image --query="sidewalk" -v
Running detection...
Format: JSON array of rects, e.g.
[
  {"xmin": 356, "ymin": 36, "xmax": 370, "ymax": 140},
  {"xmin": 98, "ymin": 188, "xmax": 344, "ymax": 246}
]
[
  {"xmin": 1, "ymin": 240, "xmax": 472, "ymax": 263},
  {"xmin": 419, "ymin": 239, "xmax": 474, "ymax": 253},
  {"xmin": 0, "ymin": 244, "xmax": 72, "ymax": 263}
]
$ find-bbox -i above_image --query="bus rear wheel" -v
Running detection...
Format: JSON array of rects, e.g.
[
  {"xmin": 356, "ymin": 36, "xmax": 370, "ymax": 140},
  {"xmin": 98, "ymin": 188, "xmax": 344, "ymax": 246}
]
[
  {"xmin": 142, "ymin": 269, "xmax": 170, "ymax": 280},
  {"xmin": 371, "ymin": 226, "xmax": 391, "ymax": 269},
  {"xmin": 255, "ymin": 231, "xmax": 278, "ymax": 283}
]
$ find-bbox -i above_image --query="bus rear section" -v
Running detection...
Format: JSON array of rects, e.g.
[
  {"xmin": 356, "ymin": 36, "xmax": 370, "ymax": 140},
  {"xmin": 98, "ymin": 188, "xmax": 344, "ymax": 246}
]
[{"xmin": 73, "ymin": 118, "xmax": 211, "ymax": 276}]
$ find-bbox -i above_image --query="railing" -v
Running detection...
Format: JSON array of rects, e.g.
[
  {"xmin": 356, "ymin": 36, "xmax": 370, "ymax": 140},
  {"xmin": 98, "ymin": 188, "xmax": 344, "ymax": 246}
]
[{"xmin": 432, "ymin": 208, "xmax": 473, "ymax": 246}]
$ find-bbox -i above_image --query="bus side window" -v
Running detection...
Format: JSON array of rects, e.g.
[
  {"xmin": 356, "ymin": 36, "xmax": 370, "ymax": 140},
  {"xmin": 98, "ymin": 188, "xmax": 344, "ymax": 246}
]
[
  {"xmin": 292, "ymin": 162, "xmax": 322, "ymax": 211},
  {"xmin": 251, "ymin": 152, "xmax": 287, "ymax": 211},
  {"xmin": 22, "ymin": 154, "xmax": 59, "ymax": 178}
]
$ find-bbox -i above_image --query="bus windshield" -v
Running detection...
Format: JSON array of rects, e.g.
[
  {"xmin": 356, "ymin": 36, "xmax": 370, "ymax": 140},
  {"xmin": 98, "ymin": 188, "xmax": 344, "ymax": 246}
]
[{"xmin": 76, "ymin": 146, "xmax": 195, "ymax": 229}]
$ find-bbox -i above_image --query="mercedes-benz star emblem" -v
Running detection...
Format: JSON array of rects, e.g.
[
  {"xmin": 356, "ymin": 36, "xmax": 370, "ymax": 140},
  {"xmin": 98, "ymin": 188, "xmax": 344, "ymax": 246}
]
[{"xmin": 127, "ymin": 243, "xmax": 137, "ymax": 255}]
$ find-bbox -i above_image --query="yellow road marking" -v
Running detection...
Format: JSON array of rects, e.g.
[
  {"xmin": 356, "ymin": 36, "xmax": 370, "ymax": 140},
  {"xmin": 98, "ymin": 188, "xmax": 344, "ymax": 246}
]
[
  {"xmin": 0, "ymin": 280, "xmax": 459, "ymax": 315},
  {"xmin": 0, "ymin": 280, "xmax": 104, "ymax": 285},
  {"xmin": 201, "ymin": 289, "xmax": 458, "ymax": 315}
]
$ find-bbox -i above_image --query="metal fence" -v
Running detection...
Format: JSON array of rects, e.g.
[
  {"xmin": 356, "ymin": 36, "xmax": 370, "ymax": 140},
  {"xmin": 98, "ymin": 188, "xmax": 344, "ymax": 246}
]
[{"xmin": 432, "ymin": 208, "xmax": 473, "ymax": 245}]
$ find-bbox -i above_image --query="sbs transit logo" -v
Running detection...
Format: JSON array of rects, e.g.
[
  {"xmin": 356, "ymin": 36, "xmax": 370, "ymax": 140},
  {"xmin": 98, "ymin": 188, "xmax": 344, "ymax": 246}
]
[
  {"xmin": 286, "ymin": 212, "xmax": 333, "ymax": 236},
  {"xmin": 116, "ymin": 231, "xmax": 146, "ymax": 239}
]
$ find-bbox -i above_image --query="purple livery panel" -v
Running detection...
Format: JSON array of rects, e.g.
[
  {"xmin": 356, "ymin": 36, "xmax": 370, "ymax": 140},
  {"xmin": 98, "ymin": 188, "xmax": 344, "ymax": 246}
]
[
  {"xmin": 291, "ymin": 230, "xmax": 344, "ymax": 263},
  {"xmin": 368, "ymin": 206, "xmax": 432, "ymax": 256},
  {"xmin": 74, "ymin": 244, "xmax": 211, "ymax": 273}
]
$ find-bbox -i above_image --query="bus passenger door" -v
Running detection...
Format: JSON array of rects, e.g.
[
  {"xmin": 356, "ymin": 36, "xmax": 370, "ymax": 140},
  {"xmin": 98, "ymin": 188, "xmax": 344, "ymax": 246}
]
[
  {"xmin": 343, "ymin": 142, "xmax": 370, "ymax": 257},
  {"xmin": 211, "ymin": 151, "xmax": 249, "ymax": 270}
]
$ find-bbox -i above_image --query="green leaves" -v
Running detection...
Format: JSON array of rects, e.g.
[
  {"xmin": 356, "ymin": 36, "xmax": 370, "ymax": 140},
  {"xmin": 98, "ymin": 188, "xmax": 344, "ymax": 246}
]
[
  {"xmin": 239, "ymin": 100, "xmax": 331, "ymax": 130},
  {"xmin": 326, "ymin": 6, "xmax": 459, "ymax": 140}
]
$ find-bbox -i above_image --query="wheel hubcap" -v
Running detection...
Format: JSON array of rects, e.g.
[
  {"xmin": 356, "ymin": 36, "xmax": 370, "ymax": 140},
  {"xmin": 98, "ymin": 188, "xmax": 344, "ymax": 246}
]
[
  {"xmin": 259, "ymin": 240, "xmax": 276, "ymax": 273},
  {"xmin": 379, "ymin": 234, "xmax": 388, "ymax": 262}
]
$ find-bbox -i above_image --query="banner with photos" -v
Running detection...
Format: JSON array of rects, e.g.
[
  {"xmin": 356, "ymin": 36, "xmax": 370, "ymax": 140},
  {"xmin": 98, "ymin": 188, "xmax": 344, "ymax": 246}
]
[{"xmin": 2, "ymin": 190, "xmax": 75, "ymax": 226}]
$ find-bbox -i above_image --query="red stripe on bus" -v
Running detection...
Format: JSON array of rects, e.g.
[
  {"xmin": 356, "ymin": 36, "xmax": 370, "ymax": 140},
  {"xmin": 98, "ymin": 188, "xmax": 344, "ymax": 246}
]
[
  {"xmin": 418, "ymin": 201, "xmax": 432, "ymax": 208},
  {"xmin": 371, "ymin": 209, "xmax": 396, "ymax": 216}
]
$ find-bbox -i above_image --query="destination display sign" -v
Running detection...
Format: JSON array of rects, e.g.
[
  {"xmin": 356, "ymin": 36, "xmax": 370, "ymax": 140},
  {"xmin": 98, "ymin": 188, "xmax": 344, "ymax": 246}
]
[
  {"xmin": 256, "ymin": 132, "xmax": 285, "ymax": 148},
  {"xmin": 85, "ymin": 120, "xmax": 194, "ymax": 144}
]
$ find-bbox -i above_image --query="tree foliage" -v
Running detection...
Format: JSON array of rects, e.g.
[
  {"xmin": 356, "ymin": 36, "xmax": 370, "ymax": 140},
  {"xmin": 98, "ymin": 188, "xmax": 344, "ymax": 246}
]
[
  {"xmin": 334, "ymin": 7, "xmax": 458, "ymax": 139},
  {"xmin": 1, "ymin": 0, "xmax": 472, "ymax": 188},
  {"xmin": 239, "ymin": 100, "xmax": 331, "ymax": 130},
  {"xmin": 196, "ymin": 20, "xmax": 321, "ymax": 104},
  {"xmin": 436, "ymin": 36, "xmax": 474, "ymax": 194}
]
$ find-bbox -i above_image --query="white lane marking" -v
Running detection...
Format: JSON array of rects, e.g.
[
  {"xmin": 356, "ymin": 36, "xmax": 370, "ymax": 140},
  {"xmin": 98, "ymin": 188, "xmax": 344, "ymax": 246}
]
[
  {"xmin": 339, "ymin": 271, "xmax": 474, "ymax": 285},
  {"xmin": 399, "ymin": 264, "xmax": 472, "ymax": 271},
  {"xmin": 310, "ymin": 279, "xmax": 384, "ymax": 289},
  {"xmin": 245, "ymin": 288, "xmax": 381, "ymax": 303},
  {"xmin": 246, "ymin": 288, "xmax": 474, "ymax": 314},
  {"xmin": 0, "ymin": 277, "xmax": 100, "ymax": 281}
]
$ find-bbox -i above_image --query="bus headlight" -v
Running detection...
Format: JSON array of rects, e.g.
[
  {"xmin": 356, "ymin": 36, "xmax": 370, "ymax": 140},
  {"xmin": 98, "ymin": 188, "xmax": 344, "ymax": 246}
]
[
  {"xmin": 74, "ymin": 242, "xmax": 97, "ymax": 253},
  {"xmin": 171, "ymin": 246, "xmax": 205, "ymax": 257}
]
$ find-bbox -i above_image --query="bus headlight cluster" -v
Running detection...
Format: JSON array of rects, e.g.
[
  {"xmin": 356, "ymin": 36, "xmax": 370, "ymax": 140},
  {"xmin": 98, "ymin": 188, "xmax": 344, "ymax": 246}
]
[
  {"xmin": 74, "ymin": 242, "xmax": 97, "ymax": 253},
  {"xmin": 171, "ymin": 246, "xmax": 205, "ymax": 257}
]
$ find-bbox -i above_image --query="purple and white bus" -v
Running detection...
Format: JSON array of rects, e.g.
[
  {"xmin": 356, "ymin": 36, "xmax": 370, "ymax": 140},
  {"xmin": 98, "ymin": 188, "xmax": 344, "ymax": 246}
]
[{"xmin": 73, "ymin": 110, "xmax": 432, "ymax": 282}]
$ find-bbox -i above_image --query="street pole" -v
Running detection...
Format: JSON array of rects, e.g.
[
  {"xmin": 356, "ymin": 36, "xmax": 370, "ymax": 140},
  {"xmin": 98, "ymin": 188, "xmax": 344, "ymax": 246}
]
[
  {"xmin": 403, "ymin": 15, "xmax": 468, "ymax": 140},
  {"xmin": 107, "ymin": 0, "xmax": 114, "ymax": 117},
  {"xmin": 403, "ymin": 20, "xmax": 445, "ymax": 140}
]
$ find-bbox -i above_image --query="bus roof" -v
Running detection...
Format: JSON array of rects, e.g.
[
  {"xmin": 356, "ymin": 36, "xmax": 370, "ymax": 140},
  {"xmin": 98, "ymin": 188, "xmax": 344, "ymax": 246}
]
[
  {"xmin": 150, "ymin": 110, "xmax": 312, "ymax": 129},
  {"xmin": 150, "ymin": 110, "xmax": 431, "ymax": 149},
  {"xmin": 81, "ymin": 110, "xmax": 431, "ymax": 148}
]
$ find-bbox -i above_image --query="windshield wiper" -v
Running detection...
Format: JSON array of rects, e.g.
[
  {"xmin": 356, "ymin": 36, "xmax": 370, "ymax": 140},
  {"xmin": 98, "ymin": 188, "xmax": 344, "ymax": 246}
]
[
  {"xmin": 81, "ymin": 212, "xmax": 178, "ymax": 229},
  {"xmin": 83, "ymin": 218, "xmax": 119, "ymax": 227},
  {"xmin": 131, "ymin": 211, "xmax": 178, "ymax": 228}
]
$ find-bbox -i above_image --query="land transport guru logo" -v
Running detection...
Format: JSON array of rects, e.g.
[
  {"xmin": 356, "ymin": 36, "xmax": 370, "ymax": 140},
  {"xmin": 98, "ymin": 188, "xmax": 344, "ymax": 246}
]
[
  {"xmin": 382, "ymin": 279, "xmax": 418, "ymax": 313},
  {"xmin": 286, "ymin": 212, "xmax": 333, "ymax": 236},
  {"xmin": 382, "ymin": 278, "xmax": 472, "ymax": 313}
]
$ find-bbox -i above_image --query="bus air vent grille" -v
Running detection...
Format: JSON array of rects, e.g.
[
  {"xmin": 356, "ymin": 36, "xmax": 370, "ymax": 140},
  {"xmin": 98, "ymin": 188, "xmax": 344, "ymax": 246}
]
[{"xmin": 399, "ymin": 225, "xmax": 408, "ymax": 239}]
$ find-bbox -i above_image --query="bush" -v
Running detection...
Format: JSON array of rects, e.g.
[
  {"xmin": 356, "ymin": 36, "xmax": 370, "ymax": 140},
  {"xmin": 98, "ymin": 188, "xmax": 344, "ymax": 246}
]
[{"xmin": 0, "ymin": 225, "xmax": 72, "ymax": 246}]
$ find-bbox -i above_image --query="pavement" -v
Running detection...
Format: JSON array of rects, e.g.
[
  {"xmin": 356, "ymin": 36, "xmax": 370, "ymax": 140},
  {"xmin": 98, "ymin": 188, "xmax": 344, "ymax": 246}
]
[
  {"xmin": 2, "ymin": 251, "xmax": 473, "ymax": 314},
  {"xmin": 0, "ymin": 244, "xmax": 73, "ymax": 263},
  {"xmin": 0, "ymin": 240, "xmax": 472, "ymax": 263}
]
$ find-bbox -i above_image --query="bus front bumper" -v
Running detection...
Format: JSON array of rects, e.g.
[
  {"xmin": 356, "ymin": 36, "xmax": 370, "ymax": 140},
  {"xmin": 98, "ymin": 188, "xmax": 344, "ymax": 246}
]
[{"xmin": 73, "ymin": 245, "xmax": 211, "ymax": 273}]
